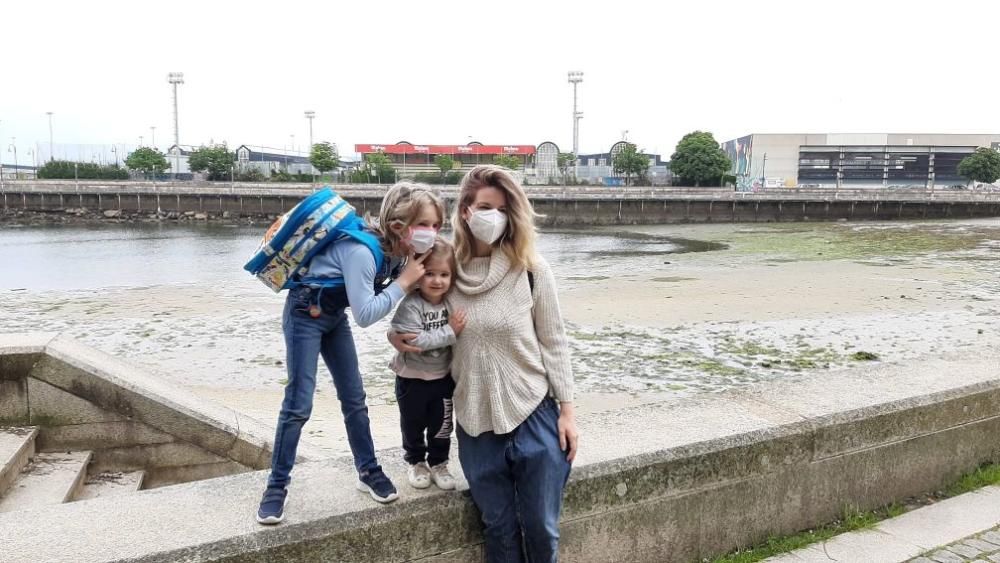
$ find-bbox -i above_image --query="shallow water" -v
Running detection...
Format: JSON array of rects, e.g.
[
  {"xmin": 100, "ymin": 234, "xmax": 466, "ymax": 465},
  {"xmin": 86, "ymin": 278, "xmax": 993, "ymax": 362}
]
[{"xmin": 2, "ymin": 219, "xmax": 999, "ymax": 404}]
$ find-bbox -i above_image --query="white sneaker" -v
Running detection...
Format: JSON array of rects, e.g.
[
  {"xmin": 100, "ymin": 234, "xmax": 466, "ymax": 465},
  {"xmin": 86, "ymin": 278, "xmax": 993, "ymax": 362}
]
[
  {"xmin": 407, "ymin": 462, "xmax": 431, "ymax": 489},
  {"xmin": 429, "ymin": 462, "xmax": 456, "ymax": 490}
]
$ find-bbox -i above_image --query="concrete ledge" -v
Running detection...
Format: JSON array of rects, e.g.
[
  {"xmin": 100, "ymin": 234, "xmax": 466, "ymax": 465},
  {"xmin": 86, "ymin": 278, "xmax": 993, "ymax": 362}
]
[
  {"xmin": 0, "ymin": 333, "xmax": 327, "ymax": 493},
  {"xmin": 2, "ymin": 349, "xmax": 999, "ymax": 562}
]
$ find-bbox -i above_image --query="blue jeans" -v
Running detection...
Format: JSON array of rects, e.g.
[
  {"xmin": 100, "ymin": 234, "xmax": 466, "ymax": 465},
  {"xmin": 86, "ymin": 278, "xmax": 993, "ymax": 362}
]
[
  {"xmin": 267, "ymin": 286, "xmax": 379, "ymax": 489},
  {"xmin": 457, "ymin": 398, "xmax": 572, "ymax": 563}
]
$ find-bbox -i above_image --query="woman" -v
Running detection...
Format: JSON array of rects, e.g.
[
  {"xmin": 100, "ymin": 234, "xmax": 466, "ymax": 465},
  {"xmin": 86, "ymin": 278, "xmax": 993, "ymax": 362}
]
[{"xmin": 392, "ymin": 165, "xmax": 579, "ymax": 562}]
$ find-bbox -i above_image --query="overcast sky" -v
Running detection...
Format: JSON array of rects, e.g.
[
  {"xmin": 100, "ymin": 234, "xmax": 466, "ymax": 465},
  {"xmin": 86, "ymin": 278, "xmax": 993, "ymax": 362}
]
[{"xmin": 1, "ymin": 0, "xmax": 998, "ymax": 164}]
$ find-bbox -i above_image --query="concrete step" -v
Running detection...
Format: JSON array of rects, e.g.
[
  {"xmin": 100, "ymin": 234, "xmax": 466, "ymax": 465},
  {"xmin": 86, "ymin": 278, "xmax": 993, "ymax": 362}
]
[
  {"xmin": 0, "ymin": 426, "xmax": 38, "ymax": 498},
  {"xmin": 0, "ymin": 451, "xmax": 92, "ymax": 513},
  {"xmin": 75, "ymin": 470, "xmax": 145, "ymax": 501}
]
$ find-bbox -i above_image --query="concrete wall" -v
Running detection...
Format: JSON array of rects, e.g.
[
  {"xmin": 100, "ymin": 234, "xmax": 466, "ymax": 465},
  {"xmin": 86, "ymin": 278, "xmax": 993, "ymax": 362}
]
[
  {"xmin": 3, "ymin": 336, "xmax": 1000, "ymax": 562},
  {"xmin": 0, "ymin": 334, "xmax": 322, "ymax": 489},
  {"xmin": 4, "ymin": 182, "xmax": 1000, "ymax": 226}
]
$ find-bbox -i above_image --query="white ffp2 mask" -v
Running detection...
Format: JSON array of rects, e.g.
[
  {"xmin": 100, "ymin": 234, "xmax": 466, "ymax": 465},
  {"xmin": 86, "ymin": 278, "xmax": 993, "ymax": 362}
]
[
  {"xmin": 467, "ymin": 209, "xmax": 508, "ymax": 245},
  {"xmin": 406, "ymin": 227, "xmax": 438, "ymax": 254}
]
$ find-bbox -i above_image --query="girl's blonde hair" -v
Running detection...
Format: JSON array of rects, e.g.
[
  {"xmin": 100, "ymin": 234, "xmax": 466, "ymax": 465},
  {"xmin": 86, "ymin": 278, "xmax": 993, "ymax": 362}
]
[
  {"xmin": 424, "ymin": 237, "xmax": 456, "ymax": 275},
  {"xmin": 370, "ymin": 182, "xmax": 445, "ymax": 255},
  {"xmin": 452, "ymin": 165, "xmax": 538, "ymax": 270}
]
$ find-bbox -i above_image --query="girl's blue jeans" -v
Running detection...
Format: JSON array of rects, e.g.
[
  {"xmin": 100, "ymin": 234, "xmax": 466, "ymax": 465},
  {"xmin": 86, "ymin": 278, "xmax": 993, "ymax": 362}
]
[{"xmin": 267, "ymin": 285, "xmax": 379, "ymax": 489}]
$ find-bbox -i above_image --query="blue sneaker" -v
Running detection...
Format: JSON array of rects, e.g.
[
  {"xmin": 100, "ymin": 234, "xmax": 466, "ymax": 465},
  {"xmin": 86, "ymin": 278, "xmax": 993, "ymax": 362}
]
[
  {"xmin": 356, "ymin": 467, "xmax": 399, "ymax": 504},
  {"xmin": 256, "ymin": 487, "xmax": 288, "ymax": 525}
]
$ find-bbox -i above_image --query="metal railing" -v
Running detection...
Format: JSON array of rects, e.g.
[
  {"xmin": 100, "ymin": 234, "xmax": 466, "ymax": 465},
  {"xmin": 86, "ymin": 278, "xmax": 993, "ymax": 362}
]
[{"xmin": 2, "ymin": 180, "xmax": 999, "ymax": 203}]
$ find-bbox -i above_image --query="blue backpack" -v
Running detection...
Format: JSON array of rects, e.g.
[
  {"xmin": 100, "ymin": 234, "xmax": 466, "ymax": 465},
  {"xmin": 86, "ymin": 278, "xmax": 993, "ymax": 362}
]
[{"xmin": 243, "ymin": 187, "xmax": 383, "ymax": 292}]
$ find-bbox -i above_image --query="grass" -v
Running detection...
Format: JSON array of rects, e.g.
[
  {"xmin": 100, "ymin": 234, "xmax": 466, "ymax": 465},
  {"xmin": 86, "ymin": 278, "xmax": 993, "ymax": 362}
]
[
  {"xmin": 709, "ymin": 461, "xmax": 1000, "ymax": 563},
  {"xmin": 709, "ymin": 505, "xmax": 897, "ymax": 563}
]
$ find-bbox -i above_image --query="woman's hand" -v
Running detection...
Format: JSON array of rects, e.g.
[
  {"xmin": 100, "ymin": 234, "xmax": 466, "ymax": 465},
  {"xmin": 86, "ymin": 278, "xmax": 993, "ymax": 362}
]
[
  {"xmin": 388, "ymin": 330, "xmax": 421, "ymax": 353},
  {"xmin": 558, "ymin": 402, "xmax": 579, "ymax": 462},
  {"xmin": 396, "ymin": 251, "xmax": 428, "ymax": 293},
  {"xmin": 449, "ymin": 309, "xmax": 467, "ymax": 335}
]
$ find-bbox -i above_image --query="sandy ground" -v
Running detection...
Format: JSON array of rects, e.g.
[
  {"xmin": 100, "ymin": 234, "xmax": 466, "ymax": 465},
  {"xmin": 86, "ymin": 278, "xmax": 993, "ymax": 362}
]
[{"xmin": 3, "ymin": 219, "xmax": 999, "ymax": 457}]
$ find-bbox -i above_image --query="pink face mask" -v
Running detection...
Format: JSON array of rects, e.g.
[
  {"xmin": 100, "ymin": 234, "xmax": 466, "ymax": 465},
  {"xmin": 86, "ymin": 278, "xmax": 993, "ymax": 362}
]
[{"xmin": 405, "ymin": 227, "xmax": 438, "ymax": 254}]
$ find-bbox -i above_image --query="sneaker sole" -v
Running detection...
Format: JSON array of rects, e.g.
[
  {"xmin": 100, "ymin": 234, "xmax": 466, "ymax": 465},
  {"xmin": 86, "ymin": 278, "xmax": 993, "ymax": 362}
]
[
  {"xmin": 432, "ymin": 479, "xmax": 456, "ymax": 491},
  {"xmin": 356, "ymin": 480, "xmax": 399, "ymax": 504},
  {"xmin": 408, "ymin": 478, "xmax": 432, "ymax": 490},
  {"xmin": 256, "ymin": 497, "xmax": 289, "ymax": 525}
]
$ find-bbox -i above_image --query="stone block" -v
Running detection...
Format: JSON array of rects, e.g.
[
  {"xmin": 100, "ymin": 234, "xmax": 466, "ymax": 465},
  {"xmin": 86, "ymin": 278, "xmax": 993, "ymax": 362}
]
[
  {"xmin": 965, "ymin": 539, "xmax": 1000, "ymax": 553},
  {"xmin": 89, "ymin": 441, "xmax": 229, "ymax": 473},
  {"xmin": 35, "ymin": 421, "xmax": 174, "ymax": 453},
  {"xmin": 143, "ymin": 461, "xmax": 250, "ymax": 489},
  {"xmin": 982, "ymin": 531, "xmax": 1000, "ymax": 548},
  {"xmin": 27, "ymin": 376, "xmax": 125, "ymax": 425},
  {"xmin": 770, "ymin": 529, "xmax": 922, "ymax": 562},
  {"xmin": 0, "ymin": 332, "xmax": 57, "ymax": 358},
  {"xmin": 950, "ymin": 543, "xmax": 986, "ymax": 559},
  {"xmin": 929, "ymin": 550, "xmax": 967, "ymax": 563},
  {"xmin": 877, "ymin": 488, "xmax": 1000, "ymax": 550},
  {"xmin": 33, "ymin": 337, "xmax": 247, "ymax": 461},
  {"xmin": 0, "ymin": 353, "xmax": 40, "ymax": 381},
  {"xmin": 0, "ymin": 378, "xmax": 28, "ymax": 424}
]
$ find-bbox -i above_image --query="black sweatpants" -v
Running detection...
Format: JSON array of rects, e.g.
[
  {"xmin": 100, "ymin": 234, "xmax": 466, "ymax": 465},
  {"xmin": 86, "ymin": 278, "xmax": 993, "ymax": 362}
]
[{"xmin": 395, "ymin": 375, "xmax": 455, "ymax": 467}]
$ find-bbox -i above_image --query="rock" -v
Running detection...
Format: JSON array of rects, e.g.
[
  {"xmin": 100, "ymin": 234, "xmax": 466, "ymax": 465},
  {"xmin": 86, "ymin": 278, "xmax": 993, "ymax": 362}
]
[
  {"xmin": 194, "ymin": 213, "xmax": 208, "ymax": 220},
  {"xmin": 103, "ymin": 210, "xmax": 121, "ymax": 218},
  {"xmin": 184, "ymin": 211, "xmax": 196, "ymax": 217},
  {"xmin": 222, "ymin": 211, "xmax": 232, "ymax": 219}
]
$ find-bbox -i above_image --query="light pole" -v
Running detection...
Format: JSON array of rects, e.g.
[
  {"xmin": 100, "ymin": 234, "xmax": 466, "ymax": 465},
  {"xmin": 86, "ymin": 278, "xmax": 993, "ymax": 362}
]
[
  {"xmin": 139, "ymin": 135, "xmax": 144, "ymax": 147},
  {"xmin": 167, "ymin": 72, "xmax": 184, "ymax": 178},
  {"xmin": 760, "ymin": 153, "xmax": 768, "ymax": 190},
  {"xmin": 46, "ymin": 111, "xmax": 54, "ymax": 162},
  {"xmin": 304, "ymin": 110, "xmax": 315, "ymax": 179},
  {"xmin": 150, "ymin": 126, "xmax": 156, "ymax": 149},
  {"xmin": 8, "ymin": 138, "xmax": 18, "ymax": 180},
  {"xmin": 567, "ymin": 71, "xmax": 584, "ymax": 181}
]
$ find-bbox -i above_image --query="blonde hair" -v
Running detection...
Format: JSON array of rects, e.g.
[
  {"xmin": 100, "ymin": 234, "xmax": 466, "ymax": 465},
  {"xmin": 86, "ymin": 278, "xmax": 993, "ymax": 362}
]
[
  {"xmin": 452, "ymin": 165, "xmax": 538, "ymax": 270},
  {"xmin": 370, "ymin": 182, "xmax": 445, "ymax": 255}
]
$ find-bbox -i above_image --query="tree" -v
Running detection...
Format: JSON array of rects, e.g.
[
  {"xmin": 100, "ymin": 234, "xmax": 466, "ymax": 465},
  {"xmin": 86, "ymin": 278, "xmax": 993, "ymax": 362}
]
[
  {"xmin": 669, "ymin": 131, "xmax": 732, "ymax": 187},
  {"xmin": 364, "ymin": 151, "xmax": 396, "ymax": 184},
  {"xmin": 557, "ymin": 152, "xmax": 576, "ymax": 179},
  {"xmin": 493, "ymin": 154, "xmax": 521, "ymax": 170},
  {"xmin": 187, "ymin": 144, "xmax": 235, "ymax": 181},
  {"xmin": 958, "ymin": 147, "xmax": 1000, "ymax": 186},
  {"xmin": 434, "ymin": 155, "xmax": 455, "ymax": 183},
  {"xmin": 310, "ymin": 142, "xmax": 340, "ymax": 176},
  {"xmin": 612, "ymin": 144, "xmax": 650, "ymax": 186},
  {"xmin": 124, "ymin": 147, "xmax": 169, "ymax": 178}
]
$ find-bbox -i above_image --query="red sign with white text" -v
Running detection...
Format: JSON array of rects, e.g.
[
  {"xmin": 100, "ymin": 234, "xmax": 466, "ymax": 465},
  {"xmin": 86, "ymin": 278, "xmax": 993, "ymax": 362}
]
[{"xmin": 355, "ymin": 143, "xmax": 535, "ymax": 155}]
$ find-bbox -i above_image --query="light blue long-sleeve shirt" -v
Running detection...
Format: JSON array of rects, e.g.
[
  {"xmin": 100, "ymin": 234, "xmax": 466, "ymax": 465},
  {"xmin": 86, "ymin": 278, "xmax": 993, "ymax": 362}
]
[{"xmin": 307, "ymin": 237, "xmax": 405, "ymax": 328}]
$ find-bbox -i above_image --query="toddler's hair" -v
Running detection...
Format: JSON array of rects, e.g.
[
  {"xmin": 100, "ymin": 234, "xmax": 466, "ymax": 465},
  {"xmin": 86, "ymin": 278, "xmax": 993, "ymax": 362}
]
[
  {"xmin": 372, "ymin": 182, "xmax": 445, "ymax": 253},
  {"xmin": 424, "ymin": 237, "xmax": 456, "ymax": 275}
]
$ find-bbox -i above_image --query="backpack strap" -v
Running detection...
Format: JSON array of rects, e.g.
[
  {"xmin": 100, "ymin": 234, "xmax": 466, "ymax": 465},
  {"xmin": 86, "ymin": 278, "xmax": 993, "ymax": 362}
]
[{"xmin": 527, "ymin": 270, "xmax": 534, "ymax": 293}]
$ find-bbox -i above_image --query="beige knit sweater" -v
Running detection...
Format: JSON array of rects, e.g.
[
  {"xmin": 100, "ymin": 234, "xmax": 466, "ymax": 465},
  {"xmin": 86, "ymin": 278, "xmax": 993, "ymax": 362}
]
[{"xmin": 447, "ymin": 249, "xmax": 574, "ymax": 436}]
